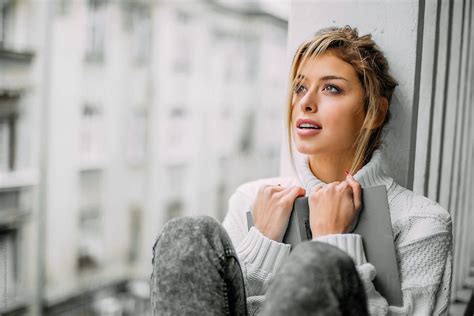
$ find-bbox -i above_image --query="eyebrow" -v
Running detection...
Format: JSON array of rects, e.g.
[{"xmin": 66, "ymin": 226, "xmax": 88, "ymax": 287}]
[{"xmin": 296, "ymin": 74, "xmax": 350, "ymax": 83}]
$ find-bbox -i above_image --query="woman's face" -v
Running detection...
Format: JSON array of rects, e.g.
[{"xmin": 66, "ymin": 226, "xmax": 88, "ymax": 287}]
[{"xmin": 291, "ymin": 51, "xmax": 366, "ymax": 157}]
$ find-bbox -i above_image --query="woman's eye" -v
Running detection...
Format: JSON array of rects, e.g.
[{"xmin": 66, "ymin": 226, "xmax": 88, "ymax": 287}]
[
  {"xmin": 294, "ymin": 84, "xmax": 306, "ymax": 94},
  {"xmin": 323, "ymin": 84, "xmax": 341, "ymax": 94}
]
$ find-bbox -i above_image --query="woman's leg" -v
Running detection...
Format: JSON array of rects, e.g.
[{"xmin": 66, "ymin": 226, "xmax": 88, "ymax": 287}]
[
  {"xmin": 261, "ymin": 241, "xmax": 368, "ymax": 316},
  {"xmin": 150, "ymin": 215, "xmax": 247, "ymax": 316}
]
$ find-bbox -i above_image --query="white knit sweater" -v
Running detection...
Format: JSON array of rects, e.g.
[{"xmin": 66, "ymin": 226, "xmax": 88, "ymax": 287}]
[{"xmin": 222, "ymin": 149, "xmax": 453, "ymax": 315}]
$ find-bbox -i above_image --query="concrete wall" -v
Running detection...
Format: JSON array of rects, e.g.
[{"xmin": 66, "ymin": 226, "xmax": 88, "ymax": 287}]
[{"xmin": 412, "ymin": 0, "xmax": 474, "ymax": 301}]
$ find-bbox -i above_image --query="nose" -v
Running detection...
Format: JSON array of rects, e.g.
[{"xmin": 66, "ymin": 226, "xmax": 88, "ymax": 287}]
[{"xmin": 299, "ymin": 93, "xmax": 317, "ymax": 113}]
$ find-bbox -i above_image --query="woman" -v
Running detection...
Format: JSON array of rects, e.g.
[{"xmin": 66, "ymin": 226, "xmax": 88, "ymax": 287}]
[{"xmin": 151, "ymin": 26, "xmax": 452, "ymax": 316}]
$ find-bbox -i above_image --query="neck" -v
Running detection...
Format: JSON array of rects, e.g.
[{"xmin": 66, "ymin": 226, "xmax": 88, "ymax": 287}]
[{"xmin": 308, "ymin": 151, "xmax": 362, "ymax": 183}]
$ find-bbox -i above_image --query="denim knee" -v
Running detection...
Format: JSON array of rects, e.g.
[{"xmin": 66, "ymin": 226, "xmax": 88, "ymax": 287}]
[
  {"xmin": 291, "ymin": 241, "xmax": 355, "ymax": 269},
  {"xmin": 151, "ymin": 215, "xmax": 246, "ymax": 315},
  {"xmin": 152, "ymin": 215, "xmax": 236, "ymax": 263},
  {"xmin": 156, "ymin": 215, "xmax": 224, "ymax": 239},
  {"xmin": 261, "ymin": 241, "xmax": 367, "ymax": 316}
]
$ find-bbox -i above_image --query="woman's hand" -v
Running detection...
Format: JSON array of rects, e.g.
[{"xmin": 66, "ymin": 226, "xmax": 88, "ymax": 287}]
[
  {"xmin": 309, "ymin": 174, "xmax": 362, "ymax": 238},
  {"xmin": 252, "ymin": 184, "xmax": 306, "ymax": 242}
]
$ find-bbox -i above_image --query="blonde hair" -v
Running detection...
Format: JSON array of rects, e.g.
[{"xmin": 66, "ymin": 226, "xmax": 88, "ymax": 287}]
[{"xmin": 287, "ymin": 25, "xmax": 398, "ymax": 175}]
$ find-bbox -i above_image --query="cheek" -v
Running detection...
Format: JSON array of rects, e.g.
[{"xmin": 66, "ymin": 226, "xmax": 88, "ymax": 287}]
[
  {"xmin": 325, "ymin": 105, "xmax": 364, "ymax": 137},
  {"xmin": 325, "ymin": 105, "xmax": 349, "ymax": 123}
]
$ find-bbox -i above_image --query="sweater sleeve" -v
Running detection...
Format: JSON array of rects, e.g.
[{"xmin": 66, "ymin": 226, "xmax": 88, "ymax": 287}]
[
  {"xmin": 222, "ymin": 188, "xmax": 291, "ymax": 315},
  {"xmin": 313, "ymin": 216, "xmax": 452, "ymax": 315}
]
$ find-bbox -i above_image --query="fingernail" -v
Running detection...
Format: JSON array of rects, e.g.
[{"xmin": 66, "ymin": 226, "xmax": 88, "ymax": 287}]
[{"xmin": 344, "ymin": 170, "xmax": 349, "ymax": 176}]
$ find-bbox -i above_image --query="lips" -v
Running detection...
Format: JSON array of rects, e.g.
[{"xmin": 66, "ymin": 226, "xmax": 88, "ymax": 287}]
[
  {"xmin": 296, "ymin": 118, "xmax": 322, "ymax": 129},
  {"xmin": 295, "ymin": 118, "xmax": 322, "ymax": 137}
]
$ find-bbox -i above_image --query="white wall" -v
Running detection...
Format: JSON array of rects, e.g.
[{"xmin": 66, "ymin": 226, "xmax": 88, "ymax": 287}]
[{"xmin": 410, "ymin": 0, "xmax": 474, "ymax": 301}]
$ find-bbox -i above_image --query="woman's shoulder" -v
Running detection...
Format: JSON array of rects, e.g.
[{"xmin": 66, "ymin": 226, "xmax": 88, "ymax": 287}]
[{"xmin": 389, "ymin": 182, "xmax": 452, "ymax": 242}]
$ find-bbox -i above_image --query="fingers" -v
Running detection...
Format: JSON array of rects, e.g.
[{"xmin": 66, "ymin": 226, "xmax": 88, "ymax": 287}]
[
  {"xmin": 259, "ymin": 184, "xmax": 286, "ymax": 196},
  {"xmin": 336, "ymin": 180, "xmax": 350, "ymax": 189},
  {"xmin": 312, "ymin": 183, "xmax": 325, "ymax": 193},
  {"xmin": 312, "ymin": 177, "xmax": 361, "ymax": 211},
  {"xmin": 276, "ymin": 185, "xmax": 305, "ymax": 200},
  {"xmin": 345, "ymin": 173, "xmax": 362, "ymax": 211},
  {"xmin": 258, "ymin": 184, "xmax": 304, "ymax": 201}
]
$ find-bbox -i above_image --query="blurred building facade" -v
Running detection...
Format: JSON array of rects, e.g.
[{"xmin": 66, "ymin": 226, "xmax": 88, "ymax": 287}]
[{"xmin": 0, "ymin": 0, "xmax": 288, "ymax": 315}]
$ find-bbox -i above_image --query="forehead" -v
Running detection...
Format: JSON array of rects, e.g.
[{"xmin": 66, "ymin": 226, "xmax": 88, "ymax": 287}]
[{"xmin": 297, "ymin": 51, "xmax": 358, "ymax": 82}]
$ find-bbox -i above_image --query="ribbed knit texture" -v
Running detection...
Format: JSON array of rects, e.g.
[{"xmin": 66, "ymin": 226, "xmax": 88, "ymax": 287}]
[
  {"xmin": 237, "ymin": 227, "xmax": 291, "ymax": 273},
  {"xmin": 314, "ymin": 233, "xmax": 368, "ymax": 266},
  {"xmin": 297, "ymin": 148, "xmax": 394, "ymax": 192},
  {"xmin": 222, "ymin": 149, "xmax": 453, "ymax": 315}
]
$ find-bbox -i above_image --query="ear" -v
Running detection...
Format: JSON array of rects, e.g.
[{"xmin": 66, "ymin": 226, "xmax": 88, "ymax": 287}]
[{"xmin": 371, "ymin": 97, "xmax": 388, "ymax": 129}]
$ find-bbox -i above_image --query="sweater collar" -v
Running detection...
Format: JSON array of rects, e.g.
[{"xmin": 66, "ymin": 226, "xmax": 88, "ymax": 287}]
[{"xmin": 296, "ymin": 149, "xmax": 394, "ymax": 195}]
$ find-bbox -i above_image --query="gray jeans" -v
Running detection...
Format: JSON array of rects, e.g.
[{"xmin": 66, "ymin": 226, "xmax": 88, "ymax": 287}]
[{"xmin": 151, "ymin": 216, "xmax": 368, "ymax": 316}]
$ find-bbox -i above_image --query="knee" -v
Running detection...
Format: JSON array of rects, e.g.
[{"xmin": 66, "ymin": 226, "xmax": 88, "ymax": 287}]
[
  {"xmin": 263, "ymin": 242, "xmax": 361, "ymax": 316},
  {"xmin": 289, "ymin": 241, "xmax": 355, "ymax": 271},
  {"xmin": 152, "ymin": 215, "xmax": 232, "ymax": 256},
  {"xmin": 159, "ymin": 215, "xmax": 224, "ymax": 240}
]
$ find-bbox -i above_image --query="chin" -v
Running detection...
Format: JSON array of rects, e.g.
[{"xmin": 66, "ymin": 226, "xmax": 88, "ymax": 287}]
[{"xmin": 294, "ymin": 141, "xmax": 321, "ymax": 155}]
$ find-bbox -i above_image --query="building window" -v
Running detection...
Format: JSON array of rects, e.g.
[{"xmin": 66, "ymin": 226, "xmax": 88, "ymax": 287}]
[
  {"xmin": 165, "ymin": 106, "xmax": 191, "ymax": 163},
  {"xmin": 239, "ymin": 111, "xmax": 255, "ymax": 154},
  {"xmin": 126, "ymin": 109, "xmax": 147, "ymax": 166},
  {"xmin": 172, "ymin": 11, "xmax": 194, "ymax": 74},
  {"xmin": 128, "ymin": 204, "xmax": 142, "ymax": 263},
  {"xmin": 77, "ymin": 170, "xmax": 103, "ymax": 272},
  {"xmin": 0, "ymin": 190, "xmax": 19, "ymax": 213},
  {"xmin": 0, "ymin": 99, "xmax": 17, "ymax": 173},
  {"xmin": 130, "ymin": 4, "xmax": 151, "ymax": 64},
  {"xmin": 173, "ymin": 37, "xmax": 191, "ymax": 73},
  {"xmin": 0, "ymin": 0, "xmax": 12, "ymax": 47},
  {"xmin": 216, "ymin": 181, "xmax": 227, "ymax": 221},
  {"xmin": 85, "ymin": 0, "xmax": 106, "ymax": 61},
  {"xmin": 0, "ymin": 230, "xmax": 18, "ymax": 309},
  {"xmin": 56, "ymin": 0, "xmax": 71, "ymax": 16},
  {"xmin": 77, "ymin": 208, "xmax": 102, "ymax": 271},
  {"xmin": 80, "ymin": 104, "xmax": 104, "ymax": 168},
  {"xmin": 245, "ymin": 37, "xmax": 259, "ymax": 80},
  {"xmin": 0, "ymin": 117, "xmax": 11, "ymax": 172}
]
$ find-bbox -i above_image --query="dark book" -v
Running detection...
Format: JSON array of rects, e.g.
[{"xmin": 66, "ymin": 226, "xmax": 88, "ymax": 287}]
[{"xmin": 246, "ymin": 185, "xmax": 403, "ymax": 307}]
